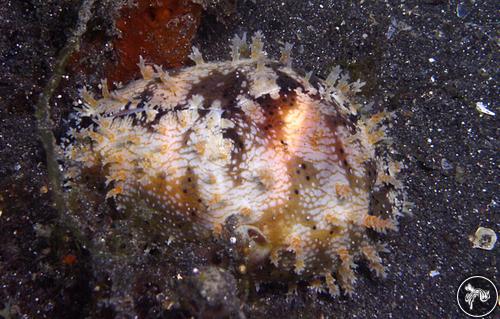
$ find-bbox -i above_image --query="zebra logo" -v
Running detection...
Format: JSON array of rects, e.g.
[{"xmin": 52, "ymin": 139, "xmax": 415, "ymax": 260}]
[
  {"xmin": 465, "ymin": 283, "xmax": 490, "ymax": 310},
  {"xmin": 457, "ymin": 276, "xmax": 498, "ymax": 317}
]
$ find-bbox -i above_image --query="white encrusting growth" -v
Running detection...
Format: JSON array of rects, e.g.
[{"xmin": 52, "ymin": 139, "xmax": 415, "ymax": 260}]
[
  {"xmin": 250, "ymin": 31, "xmax": 265, "ymax": 61},
  {"xmin": 64, "ymin": 32, "xmax": 405, "ymax": 297},
  {"xmin": 279, "ymin": 42, "xmax": 294, "ymax": 68},
  {"xmin": 188, "ymin": 46, "xmax": 204, "ymax": 66},
  {"xmin": 100, "ymin": 79, "xmax": 110, "ymax": 98},
  {"xmin": 137, "ymin": 55, "xmax": 154, "ymax": 80},
  {"xmin": 248, "ymin": 63, "xmax": 280, "ymax": 99},
  {"xmin": 231, "ymin": 32, "xmax": 248, "ymax": 62},
  {"xmin": 153, "ymin": 64, "xmax": 172, "ymax": 85},
  {"xmin": 305, "ymin": 70, "xmax": 313, "ymax": 83}
]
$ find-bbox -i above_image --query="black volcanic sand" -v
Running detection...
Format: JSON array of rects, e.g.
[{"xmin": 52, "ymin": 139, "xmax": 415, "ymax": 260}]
[{"xmin": 0, "ymin": 1, "xmax": 498, "ymax": 318}]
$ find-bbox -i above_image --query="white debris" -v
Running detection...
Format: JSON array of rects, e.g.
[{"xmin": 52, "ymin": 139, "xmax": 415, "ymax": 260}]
[
  {"xmin": 429, "ymin": 270, "xmax": 440, "ymax": 277},
  {"xmin": 475, "ymin": 102, "xmax": 495, "ymax": 116},
  {"xmin": 386, "ymin": 17, "xmax": 412, "ymax": 40},
  {"xmin": 167, "ymin": 235, "xmax": 174, "ymax": 245},
  {"xmin": 386, "ymin": 18, "xmax": 397, "ymax": 40}
]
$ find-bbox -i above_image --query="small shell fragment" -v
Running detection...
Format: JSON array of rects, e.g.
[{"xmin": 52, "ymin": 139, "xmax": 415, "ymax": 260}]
[
  {"xmin": 471, "ymin": 227, "xmax": 497, "ymax": 250},
  {"xmin": 475, "ymin": 102, "xmax": 495, "ymax": 116}
]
